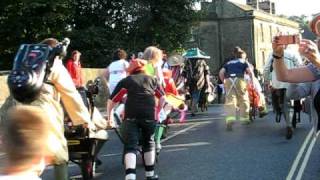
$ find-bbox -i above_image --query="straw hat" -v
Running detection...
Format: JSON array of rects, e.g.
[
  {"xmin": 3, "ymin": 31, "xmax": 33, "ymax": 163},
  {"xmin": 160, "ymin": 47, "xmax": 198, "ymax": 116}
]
[
  {"xmin": 183, "ymin": 48, "xmax": 210, "ymax": 59},
  {"xmin": 167, "ymin": 54, "xmax": 184, "ymax": 66}
]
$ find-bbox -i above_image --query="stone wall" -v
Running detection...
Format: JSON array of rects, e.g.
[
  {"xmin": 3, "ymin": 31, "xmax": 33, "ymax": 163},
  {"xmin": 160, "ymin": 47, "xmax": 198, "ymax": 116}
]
[{"xmin": 0, "ymin": 68, "xmax": 108, "ymax": 108}]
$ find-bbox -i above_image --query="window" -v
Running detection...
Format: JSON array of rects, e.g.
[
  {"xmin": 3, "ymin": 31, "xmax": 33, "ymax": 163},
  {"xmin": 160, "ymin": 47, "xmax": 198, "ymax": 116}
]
[
  {"xmin": 262, "ymin": 51, "xmax": 266, "ymax": 65},
  {"xmin": 260, "ymin": 23, "xmax": 264, "ymax": 42},
  {"xmin": 269, "ymin": 25, "xmax": 273, "ymax": 42}
]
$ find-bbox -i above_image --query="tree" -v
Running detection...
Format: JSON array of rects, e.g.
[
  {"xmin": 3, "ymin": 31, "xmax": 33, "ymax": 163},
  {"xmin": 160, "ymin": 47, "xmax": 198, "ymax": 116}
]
[
  {"xmin": 287, "ymin": 15, "xmax": 316, "ymax": 40},
  {"xmin": 0, "ymin": 0, "xmax": 72, "ymax": 70},
  {"xmin": 0, "ymin": 0, "xmax": 200, "ymax": 70}
]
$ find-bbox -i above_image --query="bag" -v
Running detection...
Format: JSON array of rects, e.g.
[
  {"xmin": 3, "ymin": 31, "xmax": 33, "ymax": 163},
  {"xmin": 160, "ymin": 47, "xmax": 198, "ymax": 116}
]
[{"xmin": 7, "ymin": 39, "xmax": 70, "ymax": 103}]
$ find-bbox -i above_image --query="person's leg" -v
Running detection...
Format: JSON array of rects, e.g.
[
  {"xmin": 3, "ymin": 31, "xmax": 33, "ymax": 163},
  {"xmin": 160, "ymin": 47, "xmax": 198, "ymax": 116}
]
[
  {"xmin": 141, "ymin": 119, "xmax": 158, "ymax": 180},
  {"xmin": 54, "ymin": 162, "xmax": 68, "ymax": 180},
  {"xmin": 224, "ymin": 79, "xmax": 237, "ymax": 130},
  {"xmin": 271, "ymin": 89, "xmax": 282, "ymax": 122},
  {"xmin": 154, "ymin": 123, "xmax": 165, "ymax": 153},
  {"xmin": 236, "ymin": 78, "xmax": 250, "ymax": 124},
  {"xmin": 191, "ymin": 90, "xmax": 200, "ymax": 115},
  {"xmin": 122, "ymin": 119, "xmax": 140, "ymax": 180},
  {"xmin": 94, "ymin": 139, "xmax": 107, "ymax": 166},
  {"xmin": 283, "ymin": 90, "xmax": 293, "ymax": 139}
]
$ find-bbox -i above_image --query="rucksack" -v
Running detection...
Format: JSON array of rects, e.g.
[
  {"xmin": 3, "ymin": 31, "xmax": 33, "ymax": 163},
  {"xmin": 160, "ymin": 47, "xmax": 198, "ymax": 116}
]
[{"xmin": 7, "ymin": 39, "xmax": 70, "ymax": 103}]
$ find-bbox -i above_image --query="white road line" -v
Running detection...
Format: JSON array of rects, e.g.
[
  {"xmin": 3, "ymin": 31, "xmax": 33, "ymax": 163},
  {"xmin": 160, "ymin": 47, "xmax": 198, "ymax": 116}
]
[
  {"xmin": 162, "ymin": 142, "xmax": 210, "ymax": 148},
  {"xmin": 295, "ymin": 131, "xmax": 320, "ymax": 180},
  {"xmin": 161, "ymin": 122, "xmax": 210, "ymax": 143},
  {"xmin": 286, "ymin": 128, "xmax": 314, "ymax": 180},
  {"xmin": 101, "ymin": 153, "xmax": 122, "ymax": 157},
  {"xmin": 186, "ymin": 117, "xmax": 222, "ymax": 122}
]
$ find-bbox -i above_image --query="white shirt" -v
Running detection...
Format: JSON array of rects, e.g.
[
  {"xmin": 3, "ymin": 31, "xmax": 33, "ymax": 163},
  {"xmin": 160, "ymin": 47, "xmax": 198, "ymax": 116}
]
[
  {"xmin": 107, "ymin": 59, "xmax": 129, "ymax": 94},
  {"xmin": 263, "ymin": 50, "xmax": 302, "ymax": 89}
]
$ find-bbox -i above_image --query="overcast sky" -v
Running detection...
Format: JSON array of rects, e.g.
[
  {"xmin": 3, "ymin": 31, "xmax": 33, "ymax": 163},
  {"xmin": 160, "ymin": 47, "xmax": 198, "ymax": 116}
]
[{"xmin": 228, "ymin": 0, "xmax": 319, "ymax": 17}]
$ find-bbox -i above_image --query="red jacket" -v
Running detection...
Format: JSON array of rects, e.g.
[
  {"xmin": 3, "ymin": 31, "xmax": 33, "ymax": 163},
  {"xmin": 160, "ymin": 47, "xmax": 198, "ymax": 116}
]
[{"xmin": 66, "ymin": 59, "xmax": 83, "ymax": 87}]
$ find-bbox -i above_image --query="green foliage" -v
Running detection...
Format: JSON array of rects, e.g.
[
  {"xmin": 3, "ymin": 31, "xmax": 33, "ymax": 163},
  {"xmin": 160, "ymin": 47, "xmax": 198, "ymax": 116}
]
[
  {"xmin": 0, "ymin": 0, "xmax": 71, "ymax": 69},
  {"xmin": 0, "ymin": 0, "xmax": 199, "ymax": 70},
  {"xmin": 287, "ymin": 15, "xmax": 317, "ymax": 40}
]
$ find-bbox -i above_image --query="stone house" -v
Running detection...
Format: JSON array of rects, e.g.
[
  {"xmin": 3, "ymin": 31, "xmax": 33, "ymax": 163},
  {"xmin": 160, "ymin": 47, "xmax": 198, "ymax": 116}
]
[{"xmin": 188, "ymin": 0, "xmax": 300, "ymax": 75}]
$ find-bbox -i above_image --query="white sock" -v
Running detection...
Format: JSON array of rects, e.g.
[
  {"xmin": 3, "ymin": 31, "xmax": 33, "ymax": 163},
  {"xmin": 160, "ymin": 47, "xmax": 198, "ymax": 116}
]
[
  {"xmin": 125, "ymin": 153, "xmax": 136, "ymax": 169},
  {"xmin": 143, "ymin": 151, "xmax": 155, "ymax": 166}
]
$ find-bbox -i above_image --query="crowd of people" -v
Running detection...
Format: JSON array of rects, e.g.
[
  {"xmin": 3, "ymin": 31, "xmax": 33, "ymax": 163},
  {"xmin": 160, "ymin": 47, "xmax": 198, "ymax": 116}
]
[
  {"xmin": 1, "ymin": 16, "xmax": 320, "ymax": 180},
  {"xmin": 0, "ymin": 41, "xmax": 213, "ymax": 180}
]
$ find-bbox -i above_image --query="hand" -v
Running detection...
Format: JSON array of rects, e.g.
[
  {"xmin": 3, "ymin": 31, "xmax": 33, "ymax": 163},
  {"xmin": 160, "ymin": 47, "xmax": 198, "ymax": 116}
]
[
  {"xmin": 107, "ymin": 120, "xmax": 116, "ymax": 129},
  {"xmin": 106, "ymin": 113, "xmax": 116, "ymax": 128},
  {"xmin": 299, "ymin": 39, "xmax": 320, "ymax": 65},
  {"xmin": 272, "ymin": 36, "xmax": 285, "ymax": 58}
]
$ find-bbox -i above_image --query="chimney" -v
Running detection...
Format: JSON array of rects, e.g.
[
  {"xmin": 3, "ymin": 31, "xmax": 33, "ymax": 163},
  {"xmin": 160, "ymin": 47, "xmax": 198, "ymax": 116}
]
[
  {"xmin": 246, "ymin": 0, "xmax": 259, "ymax": 10},
  {"xmin": 258, "ymin": 0, "xmax": 276, "ymax": 14}
]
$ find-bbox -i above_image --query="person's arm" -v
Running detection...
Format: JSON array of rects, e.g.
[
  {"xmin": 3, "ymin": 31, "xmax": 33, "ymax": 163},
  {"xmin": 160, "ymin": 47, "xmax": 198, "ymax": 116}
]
[
  {"xmin": 107, "ymin": 79, "xmax": 127, "ymax": 127},
  {"xmin": 219, "ymin": 67, "xmax": 226, "ymax": 83},
  {"xmin": 49, "ymin": 58, "xmax": 94, "ymax": 128},
  {"xmin": 245, "ymin": 67, "xmax": 254, "ymax": 83},
  {"xmin": 272, "ymin": 38, "xmax": 316, "ymax": 83}
]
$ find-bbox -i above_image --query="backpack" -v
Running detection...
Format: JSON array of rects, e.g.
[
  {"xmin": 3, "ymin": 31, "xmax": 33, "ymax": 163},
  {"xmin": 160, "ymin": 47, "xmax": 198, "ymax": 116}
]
[{"xmin": 7, "ymin": 39, "xmax": 69, "ymax": 103}]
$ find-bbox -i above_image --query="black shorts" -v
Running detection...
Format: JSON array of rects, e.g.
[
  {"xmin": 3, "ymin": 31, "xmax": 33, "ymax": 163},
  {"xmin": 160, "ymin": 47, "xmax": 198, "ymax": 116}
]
[{"xmin": 122, "ymin": 118, "xmax": 156, "ymax": 153}]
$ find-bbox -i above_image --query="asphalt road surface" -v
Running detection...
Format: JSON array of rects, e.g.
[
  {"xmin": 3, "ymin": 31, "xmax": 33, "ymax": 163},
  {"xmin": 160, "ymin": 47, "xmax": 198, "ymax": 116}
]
[{"xmin": 41, "ymin": 104, "xmax": 320, "ymax": 180}]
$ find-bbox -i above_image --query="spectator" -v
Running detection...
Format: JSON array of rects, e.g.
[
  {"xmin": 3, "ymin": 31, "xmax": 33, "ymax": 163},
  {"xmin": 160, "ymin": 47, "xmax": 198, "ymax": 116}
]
[
  {"xmin": 0, "ymin": 106, "xmax": 53, "ymax": 179},
  {"xmin": 66, "ymin": 50, "xmax": 84, "ymax": 88},
  {"xmin": 263, "ymin": 45, "xmax": 302, "ymax": 139},
  {"xmin": 66, "ymin": 50, "xmax": 89, "ymax": 108}
]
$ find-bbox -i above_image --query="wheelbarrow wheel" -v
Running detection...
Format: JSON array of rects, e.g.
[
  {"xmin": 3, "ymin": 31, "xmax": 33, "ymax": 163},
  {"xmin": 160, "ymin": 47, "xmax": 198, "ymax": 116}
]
[{"xmin": 81, "ymin": 158, "xmax": 94, "ymax": 180}]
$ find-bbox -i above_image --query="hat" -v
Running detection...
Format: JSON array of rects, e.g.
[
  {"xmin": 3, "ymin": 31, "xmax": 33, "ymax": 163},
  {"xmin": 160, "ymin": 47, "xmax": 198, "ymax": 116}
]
[
  {"xmin": 183, "ymin": 48, "xmax": 210, "ymax": 59},
  {"xmin": 167, "ymin": 54, "xmax": 184, "ymax": 66},
  {"xmin": 162, "ymin": 69, "xmax": 172, "ymax": 79},
  {"xmin": 127, "ymin": 59, "xmax": 147, "ymax": 74},
  {"xmin": 310, "ymin": 14, "xmax": 320, "ymax": 37}
]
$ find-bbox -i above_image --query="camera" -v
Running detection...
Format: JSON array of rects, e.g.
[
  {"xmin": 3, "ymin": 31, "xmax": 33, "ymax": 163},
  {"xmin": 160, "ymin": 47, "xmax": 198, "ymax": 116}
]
[{"xmin": 274, "ymin": 35, "xmax": 300, "ymax": 45}]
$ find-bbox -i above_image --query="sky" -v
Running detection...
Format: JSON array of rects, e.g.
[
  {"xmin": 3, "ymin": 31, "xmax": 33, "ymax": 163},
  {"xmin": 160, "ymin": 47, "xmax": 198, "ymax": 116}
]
[{"xmin": 228, "ymin": 0, "xmax": 319, "ymax": 17}]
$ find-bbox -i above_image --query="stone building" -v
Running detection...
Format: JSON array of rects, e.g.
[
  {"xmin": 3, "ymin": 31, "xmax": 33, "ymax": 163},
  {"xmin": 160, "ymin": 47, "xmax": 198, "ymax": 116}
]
[{"xmin": 188, "ymin": 0, "xmax": 299, "ymax": 75}]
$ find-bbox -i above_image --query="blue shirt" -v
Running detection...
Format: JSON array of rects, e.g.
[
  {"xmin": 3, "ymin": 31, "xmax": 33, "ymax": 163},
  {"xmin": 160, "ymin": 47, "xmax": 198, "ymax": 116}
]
[{"xmin": 223, "ymin": 59, "xmax": 248, "ymax": 78}]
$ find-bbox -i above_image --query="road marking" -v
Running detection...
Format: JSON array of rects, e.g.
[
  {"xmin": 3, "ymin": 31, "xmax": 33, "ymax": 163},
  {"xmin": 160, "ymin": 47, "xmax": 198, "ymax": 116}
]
[
  {"xmin": 295, "ymin": 131, "xmax": 320, "ymax": 180},
  {"xmin": 185, "ymin": 117, "xmax": 222, "ymax": 122},
  {"xmin": 286, "ymin": 128, "xmax": 314, "ymax": 180},
  {"xmin": 162, "ymin": 142, "xmax": 210, "ymax": 148},
  {"xmin": 101, "ymin": 153, "xmax": 122, "ymax": 157},
  {"xmin": 0, "ymin": 153, "xmax": 5, "ymax": 157},
  {"xmin": 161, "ymin": 122, "xmax": 210, "ymax": 143}
]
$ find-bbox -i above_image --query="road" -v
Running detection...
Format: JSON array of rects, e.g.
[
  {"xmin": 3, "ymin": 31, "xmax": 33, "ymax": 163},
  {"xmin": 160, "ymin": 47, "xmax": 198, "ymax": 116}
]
[{"xmin": 41, "ymin": 104, "xmax": 320, "ymax": 180}]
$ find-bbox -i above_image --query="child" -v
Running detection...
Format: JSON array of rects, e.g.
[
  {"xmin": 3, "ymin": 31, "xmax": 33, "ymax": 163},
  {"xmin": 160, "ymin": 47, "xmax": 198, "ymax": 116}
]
[{"xmin": 0, "ymin": 106, "xmax": 53, "ymax": 179}]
